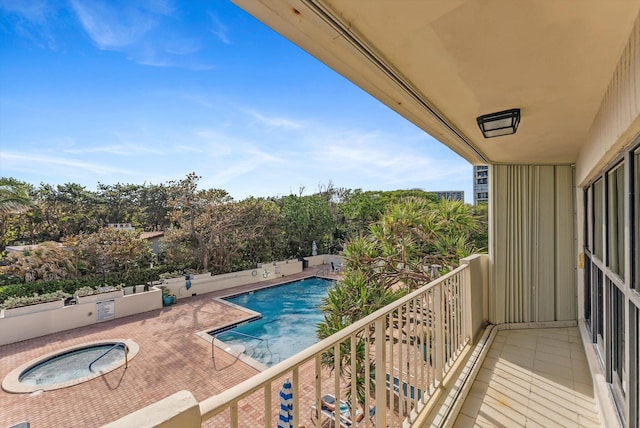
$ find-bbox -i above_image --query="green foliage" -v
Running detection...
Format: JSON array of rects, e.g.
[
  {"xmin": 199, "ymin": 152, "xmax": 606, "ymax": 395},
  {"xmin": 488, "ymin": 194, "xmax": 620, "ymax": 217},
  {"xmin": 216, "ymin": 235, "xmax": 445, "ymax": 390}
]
[
  {"xmin": 0, "ymin": 273, "xmax": 22, "ymax": 286},
  {"xmin": 278, "ymin": 194, "xmax": 337, "ymax": 258},
  {"xmin": 0, "ymin": 266, "xmax": 165, "ymax": 304},
  {"xmin": 73, "ymin": 284, "xmax": 122, "ymax": 297},
  {"xmin": 317, "ymin": 196, "xmax": 480, "ymax": 404},
  {"xmin": 1, "ymin": 290, "xmax": 70, "ymax": 310}
]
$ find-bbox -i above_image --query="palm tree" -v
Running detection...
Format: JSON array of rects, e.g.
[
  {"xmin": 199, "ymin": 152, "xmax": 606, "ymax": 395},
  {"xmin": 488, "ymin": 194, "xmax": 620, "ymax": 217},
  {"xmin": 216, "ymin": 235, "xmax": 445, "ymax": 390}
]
[
  {"xmin": 0, "ymin": 184, "xmax": 32, "ymax": 214},
  {"xmin": 317, "ymin": 196, "xmax": 481, "ymax": 407}
]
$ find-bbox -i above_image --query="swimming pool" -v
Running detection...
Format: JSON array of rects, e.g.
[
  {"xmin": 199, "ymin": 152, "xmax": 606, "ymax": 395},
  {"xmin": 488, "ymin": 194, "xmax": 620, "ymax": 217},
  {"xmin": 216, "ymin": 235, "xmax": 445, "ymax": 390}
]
[
  {"xmin": 2, "ymin": 339, "xmax": 139, "ymax": 393},
  {"xmin": 212, "ymin": 277, "xmax": 334, "ymax": 367},
  {"xmin": 20, "ymin": 343, "xmax": 127, "ymax": 386}
]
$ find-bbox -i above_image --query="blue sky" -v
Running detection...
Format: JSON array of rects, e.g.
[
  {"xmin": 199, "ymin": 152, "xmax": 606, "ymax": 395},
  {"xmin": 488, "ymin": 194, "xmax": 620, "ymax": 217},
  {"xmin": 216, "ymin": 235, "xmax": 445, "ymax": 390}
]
[{"xmin": 0, "ymin": 0, "xmax": 473, "ymax": 202}]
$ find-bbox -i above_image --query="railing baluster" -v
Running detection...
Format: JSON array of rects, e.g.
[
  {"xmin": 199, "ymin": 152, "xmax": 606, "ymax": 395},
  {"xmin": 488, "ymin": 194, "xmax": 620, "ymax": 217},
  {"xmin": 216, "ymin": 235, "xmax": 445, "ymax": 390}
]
[
  {"xmin": 434, "ymin": 284, "xmax": 444, "ymax": 382},
  {"xmin": 230, "ymin": 403, "xmax": 238, "ymax": 427},
  {"xmin": 292, "ymin": 368, "xmax": 299, "ymax": 427},
  {"xmin": 350, "ymin": 332, "xmax": 357, "ymax": 423},
  {"xmin": 334, "ymin": 342, "xmax": 341, "ymax": 413},
  {"xmin": 315, "ymin": 355, "xmax": 322, "ymax": 428},
  {"xmin": 389, "ymin": 311, "xmax": 395, "ymax": 427},
  {"xmin": 398, "ymin": 303, "xmax": 405, "ymax": 419},
  {"xmin": 264, "ymin": 384, "xmax": 271, "ymax": 428},
  {"xmin": 374, "ymin": 317, "xmax": 386, "ymax": 428},
  {"xmin": 364, "ymin": 324, "xmax": 371, "ymax": 428}
]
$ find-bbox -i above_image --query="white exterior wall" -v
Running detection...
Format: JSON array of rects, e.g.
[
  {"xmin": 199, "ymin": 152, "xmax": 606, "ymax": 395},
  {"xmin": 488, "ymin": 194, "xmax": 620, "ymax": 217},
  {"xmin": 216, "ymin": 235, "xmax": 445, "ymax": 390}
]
[
  {"xmin": 0, "ymin": 256, "xmax": 326, "ymax": 345},
  {"xmin": 0, "ymin": 289, "xmax": 162, "ymax": 346},
  {"xmin": 576, "ymin": 13, "xmax": 640, "ymax": 186},
  {"xmin": 162, "ymin": 261, "xmax": 303, "ymax": 299}
]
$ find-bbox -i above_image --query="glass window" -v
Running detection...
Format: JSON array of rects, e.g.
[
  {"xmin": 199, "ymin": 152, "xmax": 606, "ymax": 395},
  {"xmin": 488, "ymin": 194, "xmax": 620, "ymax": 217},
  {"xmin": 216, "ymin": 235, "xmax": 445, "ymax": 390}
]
[
  {"xmin": 596, "ymin": 267, "xmax": 604, "ymax": 350},
  {"xmin": 634, "ymin": 149, "xmax": 639, "ymax": 289},
  {"xmin": 610, "ymin": 283, "xmax": 625, "ymax": 401},
  {"xmin": 585, "ymin": 255, "xmax": 592, "ymax": 329},
  {"xmin": 594, "ymin": 178, "xmax": 604, "ymax": 260},
  {"xmin": 607, "ymin": 163, "xmax": 625, "ymax": 277},
  {"xmin": 586, "ymin": 187, "xmax": 592, "ymax": 251}
]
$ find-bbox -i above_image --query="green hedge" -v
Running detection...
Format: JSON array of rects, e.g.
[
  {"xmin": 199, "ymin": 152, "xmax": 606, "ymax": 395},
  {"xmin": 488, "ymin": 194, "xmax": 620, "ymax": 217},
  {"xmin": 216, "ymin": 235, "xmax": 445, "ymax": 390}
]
[{"xmin": 0, "ymin": 264, "xmax": 192, "ymax": 304}]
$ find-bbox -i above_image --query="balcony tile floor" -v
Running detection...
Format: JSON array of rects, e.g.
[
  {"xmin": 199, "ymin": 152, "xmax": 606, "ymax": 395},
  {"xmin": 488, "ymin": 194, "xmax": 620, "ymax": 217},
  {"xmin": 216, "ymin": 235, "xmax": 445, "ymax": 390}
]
[{"xmin": 453, "ymin": 327, "xmax": 601, "ymax": 428}]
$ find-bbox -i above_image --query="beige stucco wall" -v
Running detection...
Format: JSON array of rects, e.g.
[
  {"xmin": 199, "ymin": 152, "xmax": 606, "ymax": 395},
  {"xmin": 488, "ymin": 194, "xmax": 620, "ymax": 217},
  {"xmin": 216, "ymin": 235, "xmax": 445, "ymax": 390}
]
[
  {"xmin": 461, "ymin": 254, "xmax": 489, "ymax": 343},
  {"xmin": 573, "ymin": 12, "xmax": 640, "ymax": 324},
  {"xmin": 576, "ymin": 13, "xmax": 640, "ymax": 186},
  {"xmin": 161, "ymin": 261, "xmax": 304, "ymax": 299},
  {"xmin": 0, "ymin": 288, "xmax": 162, "ymax": 346}
]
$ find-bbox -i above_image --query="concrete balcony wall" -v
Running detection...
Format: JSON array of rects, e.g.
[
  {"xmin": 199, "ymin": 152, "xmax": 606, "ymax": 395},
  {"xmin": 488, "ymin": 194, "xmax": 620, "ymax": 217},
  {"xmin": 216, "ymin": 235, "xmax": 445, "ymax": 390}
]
[
  {"xmin": 461, "ymin": 254, "xmax": 489, "ymax": 343},
  {"xmin": 102, "ymin": 390, "xmax": 201, "ymax": 428}
]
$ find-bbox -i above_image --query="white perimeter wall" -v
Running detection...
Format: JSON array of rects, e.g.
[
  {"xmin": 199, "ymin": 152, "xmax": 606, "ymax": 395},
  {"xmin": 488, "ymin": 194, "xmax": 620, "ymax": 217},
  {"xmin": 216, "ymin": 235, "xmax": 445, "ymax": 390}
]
[
  {"xmin": 0, "ymin": 288, "xmax": 162, "ymax": 346},
  {"xmin": 0, "ymin": 256, "xmax": 345, "ymax": 346}
]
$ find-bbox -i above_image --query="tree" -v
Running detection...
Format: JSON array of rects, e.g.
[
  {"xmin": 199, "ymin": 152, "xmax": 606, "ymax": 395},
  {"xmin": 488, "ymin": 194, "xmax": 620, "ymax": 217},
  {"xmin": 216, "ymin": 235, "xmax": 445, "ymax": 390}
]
[
  {"xmin": 136, "ymin": 183, "xmax": 170, "ymax": 231},
  {"xmin": 338, "ymin": 189, "xmax": 438, "ymax": 240},
  {"xmin": 97, "ymin": 182, "xmax": 142, "ymax": 225},
  {"xmin": 64, "ymin": 228, "xmax": 153, "ymax": 277},
  {"xmin": 229, "ymin": 197, "xmax": 282, "ymax": 270},
  {"xmin": 278, "ymin": 194, "xmax": 337, "ymax": 258},
  {"xmin": 33, "ymin": 183, "xmax": 105, "ymax": 241},
  {"xmin": 317, "ymin": 197, "xmax": 480, "ymax": 406},
  {"xmin": 1, "ymin": 241, "xmax": 78, "ymax": 282},
  {"xmin": 0, "ymin": 183, "xmax": 32, "ymax": 214},
  {"xmin": 164, "ymin": 173, "xmax": 228, "ymax": 270},
  {"xmin": 0, "ymin": 179, "xmax": 35, "ymax": 250}
]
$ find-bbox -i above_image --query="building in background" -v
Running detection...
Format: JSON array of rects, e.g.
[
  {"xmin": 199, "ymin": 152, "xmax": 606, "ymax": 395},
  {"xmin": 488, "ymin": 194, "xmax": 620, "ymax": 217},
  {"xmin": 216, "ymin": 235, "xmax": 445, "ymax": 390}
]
[
  {"xmin": 430, "ymin": 190, "xmax": 464, "ymax": 201},
  {"xmin": 473, "ymin": 166, "xmax": 489, "ymax": 205}
]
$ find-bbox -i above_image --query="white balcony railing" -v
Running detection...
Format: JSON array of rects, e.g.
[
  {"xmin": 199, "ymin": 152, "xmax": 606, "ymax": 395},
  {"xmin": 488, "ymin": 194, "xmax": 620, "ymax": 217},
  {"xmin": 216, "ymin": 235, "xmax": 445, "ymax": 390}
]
[{"xmin": 198, "ymin": 262, "xmax": 475, "ymax": 427}]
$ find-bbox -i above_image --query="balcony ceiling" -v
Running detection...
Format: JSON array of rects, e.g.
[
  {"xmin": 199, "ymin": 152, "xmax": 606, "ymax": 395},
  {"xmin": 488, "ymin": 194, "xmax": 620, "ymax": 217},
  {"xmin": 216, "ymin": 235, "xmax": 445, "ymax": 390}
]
[{"xmin": 233, "ymin": 0, "xmax": 640, "ymax": 164}]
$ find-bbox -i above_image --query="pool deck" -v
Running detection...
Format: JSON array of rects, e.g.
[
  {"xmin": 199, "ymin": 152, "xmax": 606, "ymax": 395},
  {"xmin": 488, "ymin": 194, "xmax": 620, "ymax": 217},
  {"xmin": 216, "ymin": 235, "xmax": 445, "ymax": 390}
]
[{"xmin": 0, "ymin": 270, "xmax": 341, "ymax": 428}]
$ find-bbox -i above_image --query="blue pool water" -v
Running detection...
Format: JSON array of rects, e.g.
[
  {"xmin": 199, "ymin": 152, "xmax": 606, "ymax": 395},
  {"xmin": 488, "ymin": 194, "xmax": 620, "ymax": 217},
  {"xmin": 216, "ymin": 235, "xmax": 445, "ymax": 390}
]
[
  {"xmin": 19, "ymin": 344, "xmax": 126, "ymax": 386},
  {"xmin": 213, "ymin": 277, "xmax": 334, "ymax": 367}
]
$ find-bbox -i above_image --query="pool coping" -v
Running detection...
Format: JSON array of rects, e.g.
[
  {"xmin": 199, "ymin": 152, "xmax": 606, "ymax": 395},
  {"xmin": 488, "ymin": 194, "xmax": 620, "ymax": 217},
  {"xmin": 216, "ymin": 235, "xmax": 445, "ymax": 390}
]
[{"xmin": 2, "ymin": 338, "xmax": 139, "ymax": 394}]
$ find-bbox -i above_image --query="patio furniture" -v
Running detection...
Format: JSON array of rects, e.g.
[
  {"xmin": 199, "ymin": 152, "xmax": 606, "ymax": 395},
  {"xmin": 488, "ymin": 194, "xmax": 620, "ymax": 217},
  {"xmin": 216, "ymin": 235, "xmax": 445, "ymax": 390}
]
[{"xmin": 310, "ymin": 394, "xmax": 375, "ymax": 427}]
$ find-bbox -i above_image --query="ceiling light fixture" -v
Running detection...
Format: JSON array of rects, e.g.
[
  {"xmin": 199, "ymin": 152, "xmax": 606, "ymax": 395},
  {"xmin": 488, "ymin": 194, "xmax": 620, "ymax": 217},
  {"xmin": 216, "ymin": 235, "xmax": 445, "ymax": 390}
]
[{"xmin": 476, "ymin": 108, "xmax": 520, "ymax": 138}]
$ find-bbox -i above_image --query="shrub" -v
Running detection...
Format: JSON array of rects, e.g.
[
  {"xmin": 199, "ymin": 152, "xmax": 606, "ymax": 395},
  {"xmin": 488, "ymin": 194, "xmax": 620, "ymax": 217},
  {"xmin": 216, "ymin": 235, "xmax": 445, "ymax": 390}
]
[
  {"xmin": 1, "ymin": 290, "xmax": 70, "ymax": 309},
  {"xmin": 0, "ymin": 264, "xmax": 179, "ymax": 305},
  {"xmin": 74, "ymin": 284, "xmax": 123, "ymax": 297}
]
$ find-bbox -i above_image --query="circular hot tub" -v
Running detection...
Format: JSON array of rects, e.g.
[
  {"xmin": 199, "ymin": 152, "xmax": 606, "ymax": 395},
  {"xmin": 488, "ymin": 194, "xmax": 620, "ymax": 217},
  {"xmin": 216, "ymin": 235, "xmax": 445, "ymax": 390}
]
[{"xmin": 2, "ymin": 339, "xmax": 138, "ymax": 393}]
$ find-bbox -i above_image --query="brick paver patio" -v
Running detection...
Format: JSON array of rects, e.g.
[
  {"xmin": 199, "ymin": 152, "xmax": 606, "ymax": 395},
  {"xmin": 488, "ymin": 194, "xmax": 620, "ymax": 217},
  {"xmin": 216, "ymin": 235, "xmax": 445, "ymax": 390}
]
[{"xmin": 1, "ymin": 271, "xmax": 338, "ymax": 428}]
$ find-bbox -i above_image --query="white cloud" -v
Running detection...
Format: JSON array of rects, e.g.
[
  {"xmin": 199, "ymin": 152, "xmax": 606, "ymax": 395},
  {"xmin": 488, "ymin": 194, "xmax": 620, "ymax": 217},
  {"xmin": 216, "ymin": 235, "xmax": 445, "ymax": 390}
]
[
  {"xmin": 64, "ymin": 144, "xmax": 162, "ymax": 156},
  {"xmin": 208, "ymin": 12, "xmax": 230, "ymax": 44},
  {"xmin": 68, "ymin": 0, "xmax": 213, "ymax": 70},
  {"xmin": 70, "ymin": 1, "xmax": 159, "ymax": 49},
  {"xmin": 247, "ymin": 110, "xmax": 304, "ymax": 130},
  {"xmin": 0, "ymin": 151, "xmax": 135, "ymax": 177},
  {"xmin": 0, "ymin": 0, "xmax": 59, "ymax": 49}
]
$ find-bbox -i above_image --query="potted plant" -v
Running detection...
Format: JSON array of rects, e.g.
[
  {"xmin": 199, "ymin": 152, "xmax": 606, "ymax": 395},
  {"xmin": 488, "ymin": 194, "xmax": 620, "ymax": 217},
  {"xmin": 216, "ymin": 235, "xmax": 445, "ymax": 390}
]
[{"xmin": 160, "ymin": 286, "xmax": 175, "ymax": 306}]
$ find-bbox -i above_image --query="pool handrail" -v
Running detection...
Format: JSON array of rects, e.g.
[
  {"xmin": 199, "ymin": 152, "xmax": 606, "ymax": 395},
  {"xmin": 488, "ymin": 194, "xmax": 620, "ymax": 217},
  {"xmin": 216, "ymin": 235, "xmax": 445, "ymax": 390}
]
[
  {"xmin": 88, "ymin": 342, "xmax": 128, "ymax": 372},
  {"xmin": 212, "ymin": 330, "xmax": 273, "ymax": 364}
]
